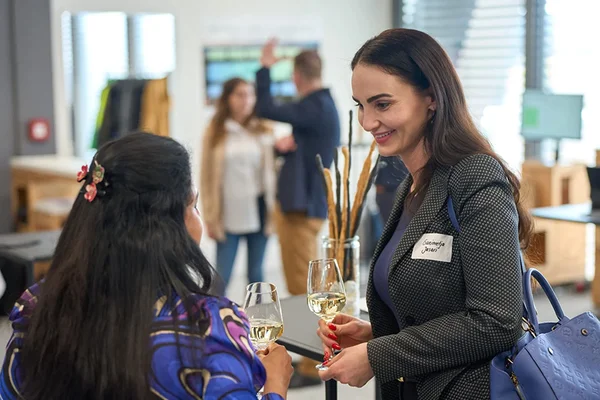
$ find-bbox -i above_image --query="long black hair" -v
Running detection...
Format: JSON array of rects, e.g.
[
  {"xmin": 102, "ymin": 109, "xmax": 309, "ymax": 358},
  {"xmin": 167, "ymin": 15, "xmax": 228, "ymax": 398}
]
[
  {"xmin": 351, "ymin": 29, "xmax": 533, "ymax": 250},
  {"xmin": 20, "ymin": 132, "xmax": 215, "ymax": 399}
]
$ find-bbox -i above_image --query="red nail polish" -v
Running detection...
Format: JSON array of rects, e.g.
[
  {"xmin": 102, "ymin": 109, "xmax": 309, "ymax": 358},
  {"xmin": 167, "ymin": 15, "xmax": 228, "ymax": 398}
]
[
  {"xmin": 328, "ymin": 333, "xmax": 338, "ymax": 341},
  {"xmin": 332, "ymin": 343, "xmax": 341, "ymax": 350},
  {"xmin": 323, "ymin": 352, "xmax": 330, "ymax": 361},
  {"xmin": 323, "ymin": 360, "xmax": 329, "ymax": 366},
  {"xmin": 328, "ymin": 323, "xmax": 337, "ymax": 331}
]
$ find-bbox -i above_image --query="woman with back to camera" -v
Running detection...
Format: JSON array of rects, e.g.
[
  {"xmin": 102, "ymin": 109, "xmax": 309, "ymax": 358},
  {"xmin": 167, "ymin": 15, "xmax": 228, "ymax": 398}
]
[
  {"xmin": 0, "ymin": 132, "xmax": 292, "ymax": 399},
  {"xmin": 316, "ymin": 29, "xmax": 532, "ymax": 400},
  {"xmin": 201, "ymin": 77, "xmax": 276, "ymax": 293}
]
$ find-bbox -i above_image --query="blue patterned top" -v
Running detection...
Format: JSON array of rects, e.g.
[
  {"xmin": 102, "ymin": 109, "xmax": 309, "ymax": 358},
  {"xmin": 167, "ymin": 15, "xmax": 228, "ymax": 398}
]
[{"xmin": 0, "ymin": 284, "xmax": 284, "ymax": 400}]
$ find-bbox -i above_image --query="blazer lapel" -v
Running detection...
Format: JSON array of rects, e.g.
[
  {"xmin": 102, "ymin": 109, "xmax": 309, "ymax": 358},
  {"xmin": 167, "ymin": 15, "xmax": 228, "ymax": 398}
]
[
  {"xmin": 388, "ymin": 165, "xmax": 451, "ymax": 274},
  {"xmin": 367, "ymin": 175, "xmax": 412, "ymax": 311},
  {"xmin": 370, "ymin": 176, "xmax": 412, "ymax": 266}
]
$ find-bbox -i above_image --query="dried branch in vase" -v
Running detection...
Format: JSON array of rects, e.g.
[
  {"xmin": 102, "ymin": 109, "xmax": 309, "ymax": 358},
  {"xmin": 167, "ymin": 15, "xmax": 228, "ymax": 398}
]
[
  {"xmin": 314, "ymin": 110, "xmax": 380, "ymax": 282},
  {"xmin": 346, "ymin": 111, "xmax": 353, "ymax": 239},
  {"xmin": 332, "ymin": 150, "xmax": 342, "ymax": 237},
  {"xmin": 350, "ymin": 141, "xmax": 378, "ymax": 237},
  {"xmin": 316, "ymin": 154, "xmax": 338, "ymax": 240},
  {"xmin": 339, "ymin": 146, "xmax": 350, "ymax": 264}
]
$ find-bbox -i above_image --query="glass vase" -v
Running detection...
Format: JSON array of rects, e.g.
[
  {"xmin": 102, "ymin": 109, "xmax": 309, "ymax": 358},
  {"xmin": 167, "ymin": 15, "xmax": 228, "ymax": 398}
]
[{"xmin": 321, "ymin": 236, "xmax": 360, "ymax": 317}]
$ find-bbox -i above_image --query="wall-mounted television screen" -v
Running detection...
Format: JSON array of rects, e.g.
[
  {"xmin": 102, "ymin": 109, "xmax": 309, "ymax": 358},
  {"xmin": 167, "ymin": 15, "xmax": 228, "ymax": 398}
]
[
  {"xmin": 521, "ymin": 90, "xmax": 583, "ymax": 140},
  {"xmin": 203, "ymin": 42, "xmax": 319, "ymax": 105}
]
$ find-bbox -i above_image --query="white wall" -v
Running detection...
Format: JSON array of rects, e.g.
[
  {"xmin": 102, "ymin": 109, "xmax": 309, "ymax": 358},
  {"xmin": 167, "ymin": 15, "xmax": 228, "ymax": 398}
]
[{"xmin": 50, "ymin": 0, "xmax": 393, "ymax": 183}]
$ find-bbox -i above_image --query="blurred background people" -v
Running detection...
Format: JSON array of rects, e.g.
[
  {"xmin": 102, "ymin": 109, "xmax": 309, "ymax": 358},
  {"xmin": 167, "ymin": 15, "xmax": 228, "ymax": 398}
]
[
  {"xmin": 200, "ymin": 78, "xmax": 276, "ymax": 294},
  {"xmin": 374, "ymin": 156, "xmax": 409, "ymax": 224},
  {"xmin": 255, "ymin": 39, "xmax": 341, "ymax": 387}
]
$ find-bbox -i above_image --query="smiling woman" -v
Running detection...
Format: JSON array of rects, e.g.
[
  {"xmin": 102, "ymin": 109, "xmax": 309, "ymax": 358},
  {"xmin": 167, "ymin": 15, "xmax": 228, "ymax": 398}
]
[
  {"xmin": 315, "ymin": 28, "xmax": 534, "ymax": 400},
  {"xmin": 352, "ymin": 66, "xmax": 434, "ymax": 167}
]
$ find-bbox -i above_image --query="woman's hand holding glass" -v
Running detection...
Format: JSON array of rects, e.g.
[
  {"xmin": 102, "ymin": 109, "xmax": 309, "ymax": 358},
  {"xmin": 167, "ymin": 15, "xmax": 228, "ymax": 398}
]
[
  {"xmin": 314, "ymin": 305, "xmax": 375, "ymax": 387},
  {"xmin": 257, "ymin": 342, "xmax": 293, "ymax": 398},
  {"xmin": 316, "ymin": 313, "xmax": 373, "ymax": 357}
]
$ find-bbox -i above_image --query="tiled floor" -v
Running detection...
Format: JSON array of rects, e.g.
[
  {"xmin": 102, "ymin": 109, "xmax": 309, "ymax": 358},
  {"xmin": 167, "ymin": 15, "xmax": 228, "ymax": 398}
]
[{"xmin": 0, "ymin": 234, "xmax": 595, "ymax": 399}]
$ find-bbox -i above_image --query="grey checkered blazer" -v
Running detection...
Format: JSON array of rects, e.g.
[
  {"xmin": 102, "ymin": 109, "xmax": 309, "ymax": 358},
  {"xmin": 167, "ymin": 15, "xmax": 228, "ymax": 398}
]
[{"xmin": 366, "ymin": 154, "xmax": 523, "ymax": 400}]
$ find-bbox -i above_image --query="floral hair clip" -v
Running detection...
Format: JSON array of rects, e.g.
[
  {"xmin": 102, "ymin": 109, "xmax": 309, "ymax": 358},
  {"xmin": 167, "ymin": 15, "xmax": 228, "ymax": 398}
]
[
  {"xmin": 76, "ymin": 165, "xmax": 88, "ymax": 182},
  {"xmin": 77, "ymin": 161, "xmax": 107, "ymax": 203}
]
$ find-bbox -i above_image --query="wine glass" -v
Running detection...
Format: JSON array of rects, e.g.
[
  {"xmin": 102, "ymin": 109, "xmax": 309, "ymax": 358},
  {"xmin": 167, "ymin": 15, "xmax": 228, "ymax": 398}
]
[
  {"xmin": 307, "ymin": 258, "xmax": 346, "ymax": 370},
  {"xmin": 243, "ymin": 282, "xmax": 284, "ymax": 352}
]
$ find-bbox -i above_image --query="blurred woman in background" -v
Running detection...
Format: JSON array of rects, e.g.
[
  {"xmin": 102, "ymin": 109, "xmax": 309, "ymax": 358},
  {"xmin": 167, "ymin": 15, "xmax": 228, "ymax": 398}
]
[{"xmin": 201, "ymin": 78, "xmax": 275, "ymax": 293}]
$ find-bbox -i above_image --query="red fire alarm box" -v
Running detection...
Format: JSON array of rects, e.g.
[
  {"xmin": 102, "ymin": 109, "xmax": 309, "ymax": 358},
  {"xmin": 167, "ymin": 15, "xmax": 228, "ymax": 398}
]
[{"xmin": 28, "ymin": 118, "xmax": 51, "ymax": 142}]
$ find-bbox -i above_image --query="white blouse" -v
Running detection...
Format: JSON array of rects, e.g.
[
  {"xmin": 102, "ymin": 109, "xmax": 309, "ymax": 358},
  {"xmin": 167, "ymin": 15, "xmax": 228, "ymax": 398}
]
[{"xmin": 221, "ymin": 119, "xmax": 272, "ymax": 234}]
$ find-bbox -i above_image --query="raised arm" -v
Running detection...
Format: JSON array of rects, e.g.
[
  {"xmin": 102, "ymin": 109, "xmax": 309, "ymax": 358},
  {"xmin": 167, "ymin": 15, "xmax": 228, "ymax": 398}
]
[{"xmin": 255, "ymin": 67, "xmax": 315, "ymax": 128}]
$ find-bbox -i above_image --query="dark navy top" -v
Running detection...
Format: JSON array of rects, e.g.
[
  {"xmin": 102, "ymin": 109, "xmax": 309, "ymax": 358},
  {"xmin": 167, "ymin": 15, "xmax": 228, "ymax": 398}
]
[{"xmin": 373, "ymin": 191, "xmax": 425, "ymax": 321}]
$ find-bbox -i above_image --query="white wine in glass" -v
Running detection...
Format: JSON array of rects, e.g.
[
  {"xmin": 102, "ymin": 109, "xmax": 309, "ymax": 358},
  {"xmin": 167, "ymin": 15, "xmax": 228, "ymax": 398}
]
[
  {"xmin": 248, "ymin": 319, "xmax": 284, "ymax": 347},
  {"xmin": 243, "ymin": 282, "xmax": 284, "ymax": 351},
  {"xmin": 307, "ymin": 258, "xmax": 346, "ymax": 370},
  {"xmin": 307, "ymin": 292, "xmax": 347, "ymax": 322}
]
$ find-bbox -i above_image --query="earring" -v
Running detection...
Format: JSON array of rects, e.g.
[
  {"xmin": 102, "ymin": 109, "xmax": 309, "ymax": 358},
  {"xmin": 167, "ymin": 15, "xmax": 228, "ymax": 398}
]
[{"xmin": 429, "ymin": 110, "xmax": 436, "ymax": 125}]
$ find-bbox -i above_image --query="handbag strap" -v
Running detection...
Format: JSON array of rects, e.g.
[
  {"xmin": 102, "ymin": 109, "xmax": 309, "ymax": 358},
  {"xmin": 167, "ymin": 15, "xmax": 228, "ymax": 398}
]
[
  {"xmin": 447, "ymin": 196, "xmax": 526, "ymax": 275},
  {"xmin": 446, "ymin": 195, "xmax": 530, "ymax": 320},
  {"xmin": 447, "ymin": 196, "xmax": 461, "ymax": 233},
  {"xmin": 523, "ymin": 268, "xmax": 566, "ymax": 333}
]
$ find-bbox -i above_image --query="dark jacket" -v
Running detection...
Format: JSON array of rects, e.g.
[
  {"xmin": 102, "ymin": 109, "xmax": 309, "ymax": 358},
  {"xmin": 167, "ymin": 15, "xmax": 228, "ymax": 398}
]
[
  {"xmin": 375, "ymin": 156, "xmax": 409, "ymax": 191},
  {"xmin": 255, "ymin": 67, "xmax": 340, "ymax": 219},
  {"xmin": 367, "ymin": 154, "xmax": 523, "ymax": 400}
]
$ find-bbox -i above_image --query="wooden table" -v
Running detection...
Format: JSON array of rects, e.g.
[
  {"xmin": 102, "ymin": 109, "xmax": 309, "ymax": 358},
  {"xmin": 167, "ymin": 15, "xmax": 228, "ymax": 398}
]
[
  {"xmin": 11, "ymin": 155, "xmax": 86, "ymax": 231},
  {"xmin": 531, "ymin": 203, "xmax": 600, "ymax": 310}
]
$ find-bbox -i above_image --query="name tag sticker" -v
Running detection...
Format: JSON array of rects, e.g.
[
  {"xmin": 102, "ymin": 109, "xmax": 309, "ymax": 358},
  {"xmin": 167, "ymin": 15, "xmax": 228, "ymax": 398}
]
[{"xmin": 411, "ymin": 233, "xmax": 453, "ymax": 262}]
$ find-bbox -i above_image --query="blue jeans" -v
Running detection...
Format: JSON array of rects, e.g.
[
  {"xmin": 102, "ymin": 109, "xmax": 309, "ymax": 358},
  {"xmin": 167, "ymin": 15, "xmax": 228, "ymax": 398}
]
[
  {"xmin": 216, "ymin": 231, "xmax": 268, "ymax": 291},
  {"xmin": 216, "ymin": 196, "xmax": 268, "ymax": 292}
]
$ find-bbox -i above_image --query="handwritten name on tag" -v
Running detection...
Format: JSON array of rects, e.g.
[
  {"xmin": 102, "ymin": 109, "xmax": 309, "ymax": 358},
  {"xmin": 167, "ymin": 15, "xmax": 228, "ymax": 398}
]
[{"xmin": 411, "ymin": 233, "xmax": 453, "ymax": 263}]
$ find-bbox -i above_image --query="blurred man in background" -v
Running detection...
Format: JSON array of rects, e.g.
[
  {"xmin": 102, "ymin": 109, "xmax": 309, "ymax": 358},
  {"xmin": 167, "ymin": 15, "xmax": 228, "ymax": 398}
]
[
  {"xmin": 375, "ymin": 156, "xmax": 409, "ymax": 223},
  {"xmin": 255, "ymin": 38, "xmax": 340, "ymax": 388}
]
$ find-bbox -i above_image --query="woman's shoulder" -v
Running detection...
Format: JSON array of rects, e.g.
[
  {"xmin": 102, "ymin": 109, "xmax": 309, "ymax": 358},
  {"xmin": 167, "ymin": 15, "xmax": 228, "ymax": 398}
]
[
  {"xmin": 193, "ymin": 294, "xmax": 246, "ymax": 320},
  {"xmin": 154, "ymin": 292, "xmax": 244, "ymax": 320},
  {"xmin": 8, "ymin": 283, "xmax": 42, "ymax": 324},
  {"xmin": 151, "ymin": 294, "xmax": 251, "ymax": 355},
  {"xmin": 447, "ymin": 153, "xmax": 513, "ymax": 204},
  {"xmin": 449, "ymin": 154, "xmax": 508, "ymax": 188},
  {"xmin": 451, "ymin": 153, "xmax": 505, "ymax": 177}
]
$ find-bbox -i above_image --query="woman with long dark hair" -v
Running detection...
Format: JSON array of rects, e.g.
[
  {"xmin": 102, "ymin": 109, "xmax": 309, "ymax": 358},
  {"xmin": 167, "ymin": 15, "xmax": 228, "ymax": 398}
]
[
  {"xmin": 316, "ymin": 29, "xmax": 533, "ymax": 399},
  {"xmin": 201, "ymin": 77, "xmax": 275, "ymax": 293},
  {"xmin": 0, "ymin": 132, "xmax": 292, "ymax": 399}
]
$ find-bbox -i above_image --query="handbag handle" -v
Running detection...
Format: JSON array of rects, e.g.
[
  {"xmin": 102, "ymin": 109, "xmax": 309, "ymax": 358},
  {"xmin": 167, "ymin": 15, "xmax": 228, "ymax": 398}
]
[{"xmin": 523, "ymin": 268, "xmax": 566, "ymax": 334}]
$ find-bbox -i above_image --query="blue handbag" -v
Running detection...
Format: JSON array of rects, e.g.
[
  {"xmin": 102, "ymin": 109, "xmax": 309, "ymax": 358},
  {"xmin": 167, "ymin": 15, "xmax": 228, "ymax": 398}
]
[
  {"xmin": 447, "ymin": 197, "xmax": 600, "ymax": 399},
  {"xmin": 489, "ymin": 268, "xmax": 600, "ymax": 399}
]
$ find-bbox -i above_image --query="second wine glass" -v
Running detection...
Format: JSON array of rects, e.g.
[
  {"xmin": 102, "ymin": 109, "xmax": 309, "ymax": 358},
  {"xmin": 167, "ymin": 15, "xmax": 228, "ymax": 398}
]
[
  {"xmin": 243, "ymin": 282, "xmax": 284, "ymax": 352},
  {"xmin": 307, "ymin": 258, "xmax": 346, "ymax": 370}
]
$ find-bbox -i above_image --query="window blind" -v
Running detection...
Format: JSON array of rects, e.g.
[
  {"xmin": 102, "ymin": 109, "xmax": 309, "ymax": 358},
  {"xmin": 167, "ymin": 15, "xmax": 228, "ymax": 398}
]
[
  {"xmin": 401, "ymin": 0, "xmax": 526, "ymax": 168},
  {"xmin": 543, "ymin": 0, "xmax": 600, "ymax": 164}
]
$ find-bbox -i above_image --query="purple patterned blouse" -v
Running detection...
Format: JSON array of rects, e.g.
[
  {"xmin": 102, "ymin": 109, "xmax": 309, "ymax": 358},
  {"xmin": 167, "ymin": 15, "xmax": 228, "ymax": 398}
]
[{"xmin": 0, "ymin": 284, "xmax": 284, "ymax": 399}]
